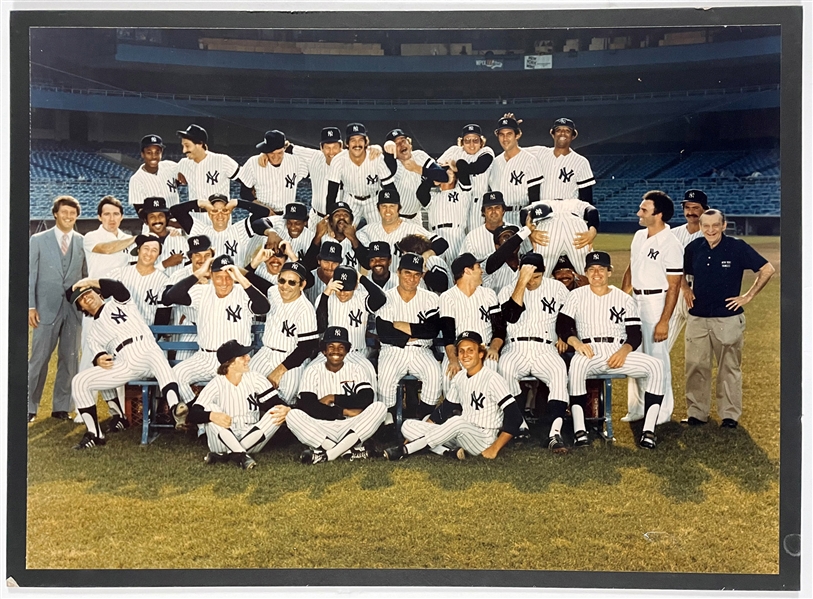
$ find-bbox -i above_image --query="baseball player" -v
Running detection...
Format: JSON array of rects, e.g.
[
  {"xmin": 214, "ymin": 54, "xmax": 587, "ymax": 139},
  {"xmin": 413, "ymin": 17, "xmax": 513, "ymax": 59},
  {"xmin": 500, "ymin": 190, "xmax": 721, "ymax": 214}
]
[
  {"xmin": 383, "ymin": 128, "xmax": 448, "ymax": 221},
  {"xmin": 245, "ymin": 240, "xmax": 298, "ymax": 287},
  {"xmin": 396, "ymin": 234, "xmax": 452, "ymax": 295},
  {"xmin": 239, "ymin": 130, "xmax": 311, "ymax": 215},
  {"xmin": 552, "ymin": 255, "xmax": 589, "ymax": 291},
  {"xmin": 274, "ymin": 203, "xmax": 315, "ymax": 261},
  {"xmin": 128, "ymin": 134, "xmax": 180, "ymax": 213},
  {"xmin": 366, "ymin": 241, "xmax": 396, "ymax": 291},
  {"xmin": 375, "ymin": 253, "xmax": 443, "ymax": 418},
  {"xmin": 67, "ymin": 278, "xmax": 184, "ymax": 449},
  {"xmin": 163, "ymin": 254, "xmax": 271, "ymax": 410},
  {"xmin": 620, "ymin": 191, "xmax": 683, "ymax": 424},
  {"xmin": 249, "ymin": 261, "xmax": 319, "ymax": 404},
  {"xmin": 287, "ymin": 127, "xmax": 344, "ymax": 228},
  {"xmin": 384, "ymin": 331, "xmax": 523, "ymax": 461},
  {"xmin": 557, "ymin": 251, "xmax": 665, "ymax": 449},
  {"xmin": 461, "ymin": 191, "xmax": 539, "ymax": 263},
  {"xmin": 304, "ymin": 240, "xmax": 344, "ymax": 305},
  {"xmin": 188, "ymin": 340, "xmax": 289, "ymax": 470},
  {"xmin": 108, "ymin": 235, "xmax": 170, "ymax": 326},
  {"xmin": 304, "ymin": 201, "xmax": 363, "ymax": 271},
  {"xmin": 488, "ymin": 116, "xmax": 543, "ymax": 226},
  {"xmin": 481, "ymin": 224, "xmax": 522, "ymax": 294},
  {"xmin": 138, "ymin": 197, "xmax": 187, "ymax": 276},
  {"xmin": 284, "ymin": 326, "xmax": 387, "ymax": 464},
  {"xmin": 326, "ymin": 122, "xmax": 395, "ymax": 226},
  {"xmin": 499, "ymin": 254, "xmax": 571, "ymax": 452},
  {"xmin": 437, "ymin": 123, "xmax": 495, "ymax": 219},
  {"xmin": 417, "ymin": 167, "xmax": 474, "ymax": 267}
]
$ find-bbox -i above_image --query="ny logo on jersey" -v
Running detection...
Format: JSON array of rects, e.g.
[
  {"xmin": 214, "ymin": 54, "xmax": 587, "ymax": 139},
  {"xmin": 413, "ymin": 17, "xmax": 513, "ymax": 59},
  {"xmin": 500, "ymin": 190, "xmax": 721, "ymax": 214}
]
[
  {"xmin": 541, "ymin": 297, "xmax": 557, "ymax": 314},
  {"xmin": 470, "ymin": 391, "xmax": 486, "ymax": 410},
  {"xmin": 224, "ymin": 240, "xmax": 238, "ymax": 257},
  {"xmin": 559, "ymin": 167, "xmax": 575, "ymax": 183},
  {"xmin": 285, "ymin": 174, "xmax": 296, "ymax": 189},
  {"xmin": 510, "ymin": 170, "xmax": 525, "ymax": 185},
  {"xmin": 344, "ymin": 253, "xmax": 358, "ymax": 268},
  {"xmin": 609, "ymin": 306, "xmax": 626, "ymax": 324},
  {"xmin": 110, "ymin": 307, "xmax": 128, "ymax": 324},
  {"xmin": 479, "ymin": 305, "xmax": 490, "ymax": 322},
  {"xmin": 226, "ymin": 305, "xmax": 242, "ymax": 322},
  {"xmin": 348, "ymin": 309, "xmax": 363, "ymax": 327},
  {"xmin": 647, "ymin": 248, "xmax": 660, "ymax": 260},
  {"xmin": 448, "ymin": 191, "xmax": 459, "ymax": 203},
  {"xmin": 341, "ymin": 380, "xmax": 358, "ymax": 396},
  {"xmin": 206, "ymin": 171, "xmax": 220, "ymax": 185},
  {"xmin": 167, "ymin": 179, "xmax": 179, "ymax": 193},
  {"xmin": 145, "ymin": 289, "xmax": 160, "ymax": 306},
  {"xmin": 366, "ymin": 174, "xmax": 378, "ymax": 186},
  {"xmin": 282, "ymin": 320, "xmax": 297, "ymax": 337},
  {"xmin": 246, "ymin": 392, "xmax": 261, "ymax": 411}
]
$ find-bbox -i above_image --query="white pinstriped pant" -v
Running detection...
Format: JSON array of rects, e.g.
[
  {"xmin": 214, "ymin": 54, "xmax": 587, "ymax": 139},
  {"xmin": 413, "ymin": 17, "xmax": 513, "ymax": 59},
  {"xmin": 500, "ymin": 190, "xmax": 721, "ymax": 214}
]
[
  {"xmin": 173, "ymin": 350, "xmax": 220, "ymax": 403},
  {"xmin": 378, "ymin": 345, "xmax": 442, "ymax": 408},
  {"xmin": 441, "ymin": 353, "xmax": 497, "ymax": 397},
  {"xmin": 534, "ymin": 215, "xmax": 590, "ymax": 276},
  {"xmin": 205, "ymin": 411, "xmax": 281, "ymax": 454},
  {"xmin": 286, "ymin": 402, "xmax": 387, "ymax": 448},
  {"xmin": 401, "ymin": 416, "xmax": 497, "ymax": 456},
  {"xmin": 72, "ymin": 340, "xmax": 178, "ymax": 408},
  {"xmin": 432, "ymin": 226, "xmax": 466, "ymax": 268},
  {"xmin": 568, "ymin": 342, "xmax": 664, "ymax": 397},
  {"xmin": 249, "ymin": 346, "xmax": 307, "ymax": 405},
  {"xmin": 499, "ymin": 341, "xmax": 568, "ymax": 402},
  {"xmin": 347, "ymin": 197, "xmax": 379, "ymax": 228}
]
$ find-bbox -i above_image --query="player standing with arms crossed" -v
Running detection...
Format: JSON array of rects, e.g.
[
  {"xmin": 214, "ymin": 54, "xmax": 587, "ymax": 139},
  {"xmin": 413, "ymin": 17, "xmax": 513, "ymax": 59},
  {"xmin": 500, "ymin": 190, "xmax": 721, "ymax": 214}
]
[{"xmin": 488, "ymin": 116, "xmax": 543, "ymax": 226}]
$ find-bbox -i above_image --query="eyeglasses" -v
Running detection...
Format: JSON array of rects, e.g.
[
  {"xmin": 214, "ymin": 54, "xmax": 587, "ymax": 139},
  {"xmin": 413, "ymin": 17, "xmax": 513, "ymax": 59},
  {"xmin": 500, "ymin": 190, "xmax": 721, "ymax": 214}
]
[{"xmin": 278, "ymin": 278, "xmax": 300, "ymax": 287}]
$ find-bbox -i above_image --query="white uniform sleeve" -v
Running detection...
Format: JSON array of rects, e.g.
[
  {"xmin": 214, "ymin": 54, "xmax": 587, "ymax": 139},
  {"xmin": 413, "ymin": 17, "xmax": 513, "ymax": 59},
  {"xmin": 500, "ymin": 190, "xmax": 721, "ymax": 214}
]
[
  {"xmin": 575, "ymin": 157, "xmax": 595, "ymax": 188},
  {"xmin": 240, "ymin": 157, "xmax": 257, "ymax": 188},
  {"xmin": 327, "ymin": 155, "xmax": 345, "ymax": 185},
  {"xmin": 663, "ymin": 237, "xmax": 684, "ymax": 276},
  {"xmin": 560, "ymin": 289, "xmax": 579, "ymax": 320},
  {"xmin": 298, "ymin": 362, "xmax": 319, "ymax": 396},
  {"xmin": 128, "ymin": 174, "xmax": 140, "ymax": 207},
  {"xmin": 296, "ymin": 154, "xmax": 311, "ymax": 181},
  {"xmin": 195, "ymin": 380, "xmax": 221, "ymax": 411},
  {"xmin": 222, "ymin": 154, "xmax": 240, "ymax": 180}
]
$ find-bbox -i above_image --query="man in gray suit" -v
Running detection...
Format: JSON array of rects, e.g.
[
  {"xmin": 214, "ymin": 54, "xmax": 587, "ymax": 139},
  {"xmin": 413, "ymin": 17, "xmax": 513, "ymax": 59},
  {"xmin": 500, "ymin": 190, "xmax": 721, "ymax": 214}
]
[{"xmin": 29, "ymin": 196, "xmax": 87, "ymax": 421}]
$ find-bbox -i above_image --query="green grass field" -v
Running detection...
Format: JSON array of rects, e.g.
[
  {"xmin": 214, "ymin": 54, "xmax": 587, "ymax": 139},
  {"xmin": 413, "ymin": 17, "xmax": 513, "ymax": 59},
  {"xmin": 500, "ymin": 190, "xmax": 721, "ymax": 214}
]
[{"xmin": 26, "ymin": 234, "xmax": 781, "ymax": 573}]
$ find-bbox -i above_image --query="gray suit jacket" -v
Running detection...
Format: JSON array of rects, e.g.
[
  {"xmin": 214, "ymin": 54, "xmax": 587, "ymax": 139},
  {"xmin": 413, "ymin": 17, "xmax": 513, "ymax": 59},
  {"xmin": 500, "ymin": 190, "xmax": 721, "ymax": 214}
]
[{"xmin": 29, "ymin": 228, "xmax": 87, "ymax": 326}]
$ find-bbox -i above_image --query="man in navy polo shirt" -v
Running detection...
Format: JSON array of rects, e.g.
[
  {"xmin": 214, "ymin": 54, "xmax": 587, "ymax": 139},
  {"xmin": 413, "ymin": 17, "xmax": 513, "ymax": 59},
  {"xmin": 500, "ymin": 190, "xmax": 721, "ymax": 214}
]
[{"xmin": 682, "ymin": 209, "xmax": 775, "ymax": 429}]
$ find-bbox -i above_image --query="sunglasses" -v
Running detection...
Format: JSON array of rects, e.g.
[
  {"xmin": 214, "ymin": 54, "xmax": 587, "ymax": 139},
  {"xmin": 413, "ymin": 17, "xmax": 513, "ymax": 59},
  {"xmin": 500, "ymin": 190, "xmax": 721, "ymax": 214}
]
[{"xmin": 278, "ymin": 277, "xmax": 301, "ymax": 287}]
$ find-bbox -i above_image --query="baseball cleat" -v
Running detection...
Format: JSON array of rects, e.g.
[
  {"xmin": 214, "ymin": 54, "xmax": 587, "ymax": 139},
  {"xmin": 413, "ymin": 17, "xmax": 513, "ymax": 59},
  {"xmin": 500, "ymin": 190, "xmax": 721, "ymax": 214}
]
[
  {"xmin": 383, "ymin": 445, "xmax": 407, "ymax": 461},
  {"xmin": 105, "ymin": 415, "xmax": 130, "ymax": 434},
  {"xmin": 203, "ymin": 452, "xmax": 228, "ymax": 465},
  {"xmin": 73, "ymin": 431, "xmax": 106, "ymax": 450},
  {"xmin": 681, "ymin": 416, "xmax": 707, "ymax": 426},
  {"xmin": 300, "ymin": 448, "xmax": 328, "ymax": 465},
  {"xmin": 171, "ymin": 403, "xmax": 189, "ymax": 430},
  {"xmin": 621, "ymin": 412, "xmax": 644, "ymax": 423},
  {"xmin": 238, "ymin": 454, "xmax": 257, "ymax": 470},
  {"xmin": 443, "ymin": 447, "xmax": 466, "ymax": 461},
  {"xmin": 546, "ymin": 434, "xmax": 569, "ymax": 454},
  {"xmin": 349, "ymin": 444, "xmax": 369, "ymax": 461},
  {"xmin": 720, "ymin": 418, "xmax": 738, "ymax": 429},
  {"xmin": 640, "ymin": 431, "xmax": 657, "ymax": 449},
  {"xmin": 573, "ymin": 430, "xmax": 591, "ymax": 447}
]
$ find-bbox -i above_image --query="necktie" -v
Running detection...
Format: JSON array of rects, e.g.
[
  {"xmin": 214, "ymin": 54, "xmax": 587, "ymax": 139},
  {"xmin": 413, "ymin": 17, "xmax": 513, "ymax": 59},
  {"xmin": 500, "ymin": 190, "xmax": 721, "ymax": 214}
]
[{"xmin": 61, "ymin": 233, "xmax": 69, "ymax": 255}]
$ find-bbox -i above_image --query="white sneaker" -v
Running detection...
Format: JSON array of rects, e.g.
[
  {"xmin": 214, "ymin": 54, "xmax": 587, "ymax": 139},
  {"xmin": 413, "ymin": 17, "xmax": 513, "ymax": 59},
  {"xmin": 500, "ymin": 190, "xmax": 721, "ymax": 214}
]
[{"xmin": 620, "ymin": 412, "xmax": 644, "ymax": 423}]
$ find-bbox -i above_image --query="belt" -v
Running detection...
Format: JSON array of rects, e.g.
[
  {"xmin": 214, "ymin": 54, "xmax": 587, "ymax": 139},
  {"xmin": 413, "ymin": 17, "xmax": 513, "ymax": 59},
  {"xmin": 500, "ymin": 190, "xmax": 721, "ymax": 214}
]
[
  {"xmin": 115, "ymin": 335, "xmax": 143, "ymax": 353},
  {"xmin": 400, "ymin": 213, "xmax": 417, "ymax": 219},
  {"xmin": 582, "ymin": 337, "xmax": 623, "ymax": 344},
  {"xmin": 352, "ymin": 195, "xmax": 371, "ymax": 201},
  {"xmin": 633, "ymin": 288, "xmax": 665, "ymax": 295},
  {"xmin": 503, "ymin": 206, "xmax": 516, "ymax": 212},
  {"xmin": 200, "ymin": 348, "xmax": 217, "ymax": 353},
  {"xmin": 432, "ymin": 223, "xmax": 459, "ymax": 230},
  {"xmin": 510, "ymin": 336, "xmax": 551, "ymax": 344},
  {"xmin": 266, "ymin": 347, "xmax": 286, "ymax": 352}
]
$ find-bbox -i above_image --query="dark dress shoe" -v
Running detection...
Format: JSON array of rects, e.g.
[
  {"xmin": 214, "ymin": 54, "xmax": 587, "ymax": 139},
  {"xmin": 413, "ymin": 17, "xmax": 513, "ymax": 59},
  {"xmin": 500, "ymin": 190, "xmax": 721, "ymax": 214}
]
[
  {"xmin": 680, "ymin": 416, "xmax": 707, "ymax": 426},
  {"xmin": 28, "ymin": 413, "xmax": 36, "ymax": 423},
  {"xmin": 51, "ymin": 411, "xmax": 70, "ymax": 420},
  {"xmin": 720, "ymin": 418, "xmax": 739, "ymax": 429}
]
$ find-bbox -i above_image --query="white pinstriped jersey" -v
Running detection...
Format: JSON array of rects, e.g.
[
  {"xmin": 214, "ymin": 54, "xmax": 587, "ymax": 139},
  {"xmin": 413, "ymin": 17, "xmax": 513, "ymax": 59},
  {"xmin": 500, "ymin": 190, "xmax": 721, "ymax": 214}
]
[
  {"xmin": 630, "ymin": 226, "xmax": 684, "ymax": 290},
  {"xmin": 320, "ymin": 234, "xmax": 360, "ymax": 270},
  {"xmin": 195, "ymin": 371, "xmax": 277, "ymax": 426},
  {"xmin": 484, "ymin": 263, "xmax": 519, "ymax": 295},
  {"xmin": 488, "ymin": 149, "xmax": 544, "ymax": 210},
  {"xmin": 560, "ymin": 286, "xmax": 640, "ymax": 341},
  {"xmin": 282, "ymin": 228, "xmax": 315, "ymax": 262},
  {"xmin": 426, "ymin": 186, "xmax": 474, "ymax": 232},
  {"xmin": 437, "ymin": 145, "xmax": 494, "ymax": 205},
  {"xmin": 168, "ymin": 265, "xmax": 199, "ymax": 326},
  {"xmin": 321, "ymin": 286, "xmax": 375, "ymax": 351},
  {"xmin": 189, "ymin": 217, "xmax": 264, "ymax": 268},
  {"xmin": 391, "ymin": 149, "xmax": 437, "ymax": 216},
  {"xmin": 498, "ymin": 277, "xmax": 568, "ymax": 342},
  {"xmin": 188, "ymin": 283, "xmax": 255, "ymax": 349},
  {"xmin": 327, "ymin": 150, "xmax": 393, "ymax": 199},
  {"xmin": 671, "ymin": 224, "xmax": 703, "ymax": 248},
  {"xmin": 86, "ymin": 295, "xmax": 154, "ymax": 358},
  {"xmin": 263, "ymin": 286, "xmax": 318, "ymax": 353},
  {"xmin": 128, "ymin": 161, "xmax": 180, "ymax": 207},
  {"xmin": 306, "ymin": 273, "xmax": 329, "ymax": 306},
  {"xmin": 300, "ymin": 356, "xmax": 376, "ymax": 403},
  {"xmin": 291, "ymin": 146, "xmax": 333, "ymax": 215},
  {"xmin": 240, "ymin": 153, "xmax": 310, "ymax": 213},
  {"xmin": 156, "ymin": 233, "xmax": 189, "ymax": 277},
  {"xmin": 377, "ymin": 287, "xmax": 439, "ymax": 349},
  {"xmin": 357, "ymin": 220, "xmax": 438, "ymax": 274},
  {"xmin": 461, "ymin": 224, "xmax": 500, "ymax": 263},
  {"xmin": 447, "ymin": 366, "xmax": 514, "ymax": 430},
  {"xmin": 253, "ymin": 262, "xmax": 280, "ymax": 286},
  {"xmin": 526, "ymin": 146, "xmax": 595, "ymax": 200},
  {"xmin": 108, "ymin": 265, "xmax": 170, "ymax": 326},
  {"xmin": 439, "ymin": 285, "xmax": 499, "ymax": 343},
  {"xmin": 177, "ymin": 152, "xmax": 240, "ymax": 202}
]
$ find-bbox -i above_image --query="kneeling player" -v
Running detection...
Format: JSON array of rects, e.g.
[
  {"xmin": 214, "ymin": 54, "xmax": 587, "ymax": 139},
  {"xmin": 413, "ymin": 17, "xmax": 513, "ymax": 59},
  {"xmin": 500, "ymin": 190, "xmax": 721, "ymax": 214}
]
[
  {"xmin": 187, "ymin": 340, "xmax": 289, "ymax": 470},
  {"xmin": 285, "ymin": 327, "xmax": 386, "ymax": 464},
  {"xmin": 384, "ymin": 331, "xmax": 523, "ymax": 461}
]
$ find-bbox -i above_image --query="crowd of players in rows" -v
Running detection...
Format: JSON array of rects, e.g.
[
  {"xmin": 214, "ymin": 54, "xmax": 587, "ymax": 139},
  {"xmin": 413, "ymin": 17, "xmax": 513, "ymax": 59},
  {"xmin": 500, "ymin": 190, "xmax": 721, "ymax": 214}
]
[{"xmin": 28, "ymin": 115, "xmax": 775, "ymax": 468}]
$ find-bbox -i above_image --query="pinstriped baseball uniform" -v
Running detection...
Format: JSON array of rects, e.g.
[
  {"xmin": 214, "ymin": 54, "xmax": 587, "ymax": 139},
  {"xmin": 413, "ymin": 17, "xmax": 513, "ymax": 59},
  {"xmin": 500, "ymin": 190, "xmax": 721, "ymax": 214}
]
[
  {"xmin": 250, "ymin": 286, "xmax": 318, "ymax": 403},
  {"xmin": 437, "ymin": 144, "xmax": 495, "ymax": 209},
  {"xmin": 498, "ymin": 277, "xmax": 569, "ymax": 400},
  {"xmin": 401, "ymin": 366, "xmax": 514, "ymax": 455},
  {"xmin": 392, "ymin": 149, "xmax": 438, "ymax": 218},
  {"xmin": 357, "ymin": 220, "xmax": 440, "ymax": 275},
  {"xmin": 526, "ymin": 146, "xmax": 595, "ymax": 200},
  {"xmin": 488, "ymin": 149, "xmax": 543, "ymax": 226},
  {"xmin": 281, "ymin": 228, "xmax": 315, "ymax": 263},
  {"xmin": 128, "ymin": 161, "xmax": 180, "ymax": 207},
  {"xmin": 376, "ymin": 287, "xmax": 442, "ymax": 408},
  {"xmin": 309, "ymin": 350, "xmax": 379, "ymax": 396},
  {"xmin": 252, "ymin": 262, "xmax": 280, "ymax": 286},
  {"xmin": 529, "ymin": 198, "xmax": 594, "ymax": 277},
  {"xmin": 155, "ymin": 233, "xmax": 189, "ymax": 277},
  {"xmin": 196, "ymin": 371, "xmax": 282, "ymax": 454},
  {"xmin": 671, "ymin": 224, "xmax": 703, "ymax": 248},
  {"xmin": 305, "ymin": 272, "xmax": 329, "ymax": 307},
  {"xmin": 561, "ymin": 285, "xmax": 664, "ymax": 397},
  {"xmin": 188, "ymin": 217, "xmax": 265, "ymax": 269},
  {"xmin": 626, "ymin": 225, "xmax": 684, "ymax": 423},
  {"xmin": 462, "ymin": 224, "xmax": 502, "ymax": 263},
  {"xmin": 426, "ymin": 186, "xmax": 474, "ymax": 267},
  {"xmin": 291, "ymin": 145, "xmax": 334, "ymax": 221},
  {"xmin": 666, "ymin": 223, "xmax": 702, "ymax": 352},
  {"xmin": 107, "ymin": 265, "xmax": 169, "ymax": 326},
  {"xmin": 319, "ymin": 233, "xmax": 360, "ymax": 270},
  {"xmin": 482, "ymin": 263, "xmax": 518, "ymax": 295},
  {"xmin": 318, "ymin": 286, "xmax": 375, "ymax": 354},
  {"xmin": 178, "ymin": 152, "xmax": 240, "ymax": 201},
  {"xmin": 327, "ymin": 150, "xmax": 394, "ymax": 225},
  {"xmin": 240, "ymin": 153, "xmax": 310, "ymax": 214}
]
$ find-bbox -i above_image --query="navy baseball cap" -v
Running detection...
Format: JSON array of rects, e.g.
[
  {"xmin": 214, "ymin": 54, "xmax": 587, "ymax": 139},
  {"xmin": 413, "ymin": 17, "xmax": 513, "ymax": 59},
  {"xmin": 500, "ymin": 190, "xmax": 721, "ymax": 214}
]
[
  {"xmin": 683, "ymin": 189, "xmax": 709, "ymax": 209},
  {"xmin": 451, "ymin": 253, "xmax": 478, "ymax": 279},
  {"xmin": 492, "ymin": 224, "xmax": 519, "ymax": 244},
  {"xmin": 329, "ymin": 201, "xmax": 354, "ymax": 219},
  {"xmin": 553, "ymin": 255, "xmax": 576, "ymax": 273},
  {"xmin": 211, "ymin": 255, "xmax": 235, "ymax": 272},
  {"xmin": 134, "ymin": 234, "xmax": 163, "ymax": 249},
  {"xmin": 321, "ymin": 127, "xmax": 342, "ymax": 145},
  {"xmin": 332, "ymin": 266, "xmax": 359, "ymax": 290},
  {"xmin": 585, "ymin": 251, "xmax": 612, "ymax": 269},
  {"xmin": 208, "ymin": 193, "xmax": 229, "ymax": 205},
  {"xmin": 386, "ymin": 128, "xmax": 407, "ymax": 143},
  {"xmin": 256, "ymin": 130, "xmax": 286, "ymax": 153},
  {"xmin": 187, "ymin": 235, "xmax": 212, "ymax": 257},
  {"xmin": 66, "ymin": 284, "xmax": 100, "ymax": 311},
  {"xmin": 481, "ymin": 191, "xmax": 506, "ymax": 208},
  {"xmin": 138, "ymin": 196, "xmax": 170, "ymax": 219},
  {"xmin": 520, "ymin": 203, "xmax": 553, "ymax": 226},
  {"xmin": 319, "ymin": 241, "xmax": 343, "ymax": 263},
  {"xmin": 519, "ymin": 252, "xmax": 546, "ymax": 274},
  {"xmin": 377, "ymin": 189, "xmax": 400, "ymax": 206},
  {"xmin": 140, "ymin": 134, "xmax": 165, "ymax": 150},
  {"xmin": 398, "ymin": 253, "xmax": 424, "ymax": 273},
  {"xmin": 551, "ymin": 118, "xmax": 578, "ymax": 137},
  {"xmin": 495, "ymin": 117, "xmax": 520, "ymax": 134},
  {"xmin": 456, "ymin": 330, "xmax": 483, "ymax": 346},
  {"xmin": 321, "ymin": 326, "xmax": 352, "ymax": 351},
  {"xmin": 217, "ymin": 340, "xmax": 253, "ymax": 365},
  {"xmin": 460, "ymin": 124, "xmax": 482, "ymax": 137},
  {"xmin": 280, "ymin": 261, "xmax": 312, "ymax": 289},
  {"xmin": 367, "ymin": 241, "xmax": 391, "ymax": 259},
  {"xmin": 346, "ymin": 123, "xmax": 367, "ymax": 139},
  {"xmin": 283, "ymin": 203, "xmax": 308, "ymax": 221},
  {"xmin": 176, "ymin": 124, "xmax": 208, "ymax": 145}
]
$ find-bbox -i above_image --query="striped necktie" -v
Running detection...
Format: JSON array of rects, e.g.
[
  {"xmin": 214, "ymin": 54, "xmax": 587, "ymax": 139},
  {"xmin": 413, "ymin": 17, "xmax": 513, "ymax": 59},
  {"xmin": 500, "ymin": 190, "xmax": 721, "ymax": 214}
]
[{"xmin": 61, "ymin": 233, "xmax": 69, "ymax": 255}]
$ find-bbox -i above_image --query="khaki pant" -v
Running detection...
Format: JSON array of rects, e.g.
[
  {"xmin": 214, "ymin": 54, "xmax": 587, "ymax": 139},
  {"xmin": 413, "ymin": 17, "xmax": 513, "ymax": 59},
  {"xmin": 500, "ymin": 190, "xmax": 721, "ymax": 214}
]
[{"xmin": 685, "ymin": 314, "xmax": 746, "ymax": 421}]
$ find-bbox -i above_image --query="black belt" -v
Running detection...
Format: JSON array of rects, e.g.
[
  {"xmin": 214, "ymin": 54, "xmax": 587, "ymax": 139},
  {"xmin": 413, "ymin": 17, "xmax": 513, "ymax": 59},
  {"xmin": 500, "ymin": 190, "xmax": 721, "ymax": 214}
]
[
  {"xmin": 115, "ymin": 336, "xmax": 142, "ymax": 353},
  {"xmin": 432, "ymin": 223, "xmax": 458, "ymax": 230},
  {"xmin": 267, "ymin": 347, "xmax": 286, "ymax": 352},
  {"xmin": 353, "ymin": 195, "xmax": 371, "ymax": 201},
  {"xmin": 582, "ymin": 337, "xmax": 623, "ymax": 344},
  {"xmin": 401, "ymin": 213, "xmax": 417, "ymax": 219},
  {"xmin": 200, "ymin": 348, "xmax": 217, "ymax": 353},
  {"xmin": 633, "ymin": 288, "xmax": 665, "ymax": 295},
  {"xmin": 510, "ymin": 336, "xmax": 551, "ymax": 344}
]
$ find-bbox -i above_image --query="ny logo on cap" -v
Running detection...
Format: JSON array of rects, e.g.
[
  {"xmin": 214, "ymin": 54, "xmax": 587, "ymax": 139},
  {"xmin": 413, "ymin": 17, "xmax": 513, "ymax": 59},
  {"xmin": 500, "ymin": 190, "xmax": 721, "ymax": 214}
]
[
  {"xmin": 383, "ymin": 191, "xmax": 390, "ymax": 199},
  {"xmin": 192, "ymin": 238, "xmax": 200, "ymax": 246},
  {"xmin": 372, "ymin": 243, "xmax": 380, "ymax": 251},
  {"xmin": 334, "ymin": 328, "xmax": 342, "ymax": 336},
  {"xmin": 592, "ymin": 253, "xmax": 599, "ymax": 260},
  {"xmin": 462, "ymin": 331, "xmax": 472, "ymax": 339},
  {"xmin": 688, "ymin": 192, "xmax": 695, "ymax": 198},
  {"xmin": 467, "ymin": 126, "xmax": 474, "ymax": 132},
  {"xmin": 220, "ymin": 258, "xmax": 229, "ymax": 266},
  {"xmin": 151, "ymin": 136, "xmax": 158, "ymax": 143},
  {"xmin": 412, "ymin": 256, "xmax": 420, "ymax": 264},
  {"xmin": 327, "ymin": 130, "xmax": 334, "ymax": 137},
  {"xmin": 329, "ymin": 246, "xmax": 336, "ymax": 254},
  {"xmin": 352, "ymin": 126, "xmax": 359, "ymax": 132},
  {"xmin": 340, "ymin": 273, "xmax": 348, "ymax": 281},
  {"xmin": 500, "ymin": 119, "xmax": 508, "ymax": 125}
]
